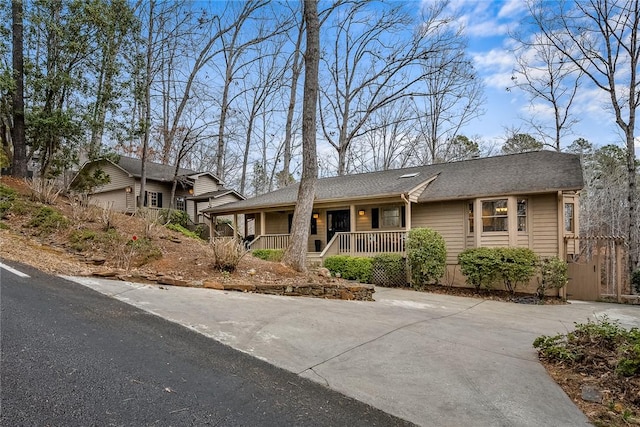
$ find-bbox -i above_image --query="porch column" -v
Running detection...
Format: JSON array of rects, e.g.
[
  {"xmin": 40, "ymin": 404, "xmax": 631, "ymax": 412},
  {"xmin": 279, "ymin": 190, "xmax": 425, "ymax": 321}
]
[
  {"xmin": 349, "ymin": 204, "xmax": 356, "ymax": 255},
  {"xmin": 557, "ymin": 191, "xmax": 567, "ymax": 299},
  {"xmin": 508, "ymin": 196, "xmax": 517, "ymax": 247},
  {"xmin": 233, "ymin": 213, "xmax": 239, "ymax": 240},
  {"xmin": 260, "ymin": 211, "xmax": 266, "ymax": 237},
  {"xmin": 474, "ymin": 198, "xmax": 482, "ymax": 248},
  {"xmin": 403, "ymin": 195, "xmax": 411, "ymax": 230}
]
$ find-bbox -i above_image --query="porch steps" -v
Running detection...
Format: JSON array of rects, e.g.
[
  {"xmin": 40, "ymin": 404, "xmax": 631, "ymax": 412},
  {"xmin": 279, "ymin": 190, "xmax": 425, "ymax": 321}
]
[{"xmin": 306, "ymin": 252, "xmax": 323, "ymax": 267}]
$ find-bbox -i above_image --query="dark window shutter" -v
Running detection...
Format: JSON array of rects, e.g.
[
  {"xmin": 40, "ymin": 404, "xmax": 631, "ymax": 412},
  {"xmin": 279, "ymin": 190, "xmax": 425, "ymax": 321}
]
[
  {"xmin": 310, "ymin": 217, "xmax": 317, "ymax": 235},
  {"xmin": 288, "ymin": 213, "xmax": 293, "ymax": 233},
  {"xmin": 401, "ymin": 206, "xmax": 406, "ymax": 228},
  {"xmin": 372, "ymin": 208, "xmax": 379, "ymax": 229},
  {"xmin": 157, "ymin": 193, "xmax": 163, "ymax": 208},
  {"xmin": 144, "ymin": 191, "xmax": 148, "ymax": 207}
]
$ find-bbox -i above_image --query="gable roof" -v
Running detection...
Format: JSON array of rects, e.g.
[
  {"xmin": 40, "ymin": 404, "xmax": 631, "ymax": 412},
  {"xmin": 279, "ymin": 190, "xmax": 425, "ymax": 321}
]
[
  {"xmin": 204, "ymin": 151, "xmax": 583, "ymax": 215},
  {"xmin": 186, "ymin": 189, "xmax": 245, "ymax": 202}
]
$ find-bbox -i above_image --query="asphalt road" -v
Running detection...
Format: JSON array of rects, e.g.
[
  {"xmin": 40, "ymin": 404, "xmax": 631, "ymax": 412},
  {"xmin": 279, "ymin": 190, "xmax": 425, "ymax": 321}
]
[{"xmin": 0, "ymin": 261, "xmax": 411, "ymax": 426}]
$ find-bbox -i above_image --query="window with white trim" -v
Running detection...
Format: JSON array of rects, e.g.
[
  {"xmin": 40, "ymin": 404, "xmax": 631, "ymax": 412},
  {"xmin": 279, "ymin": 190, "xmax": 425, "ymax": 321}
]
[
  {"xmin": 176, "ymin": 197, "xmax": 186, "ymax": 212},
  {"xmin": 565, "ymin": 203, "xmax": 575, "ymax": 232}
]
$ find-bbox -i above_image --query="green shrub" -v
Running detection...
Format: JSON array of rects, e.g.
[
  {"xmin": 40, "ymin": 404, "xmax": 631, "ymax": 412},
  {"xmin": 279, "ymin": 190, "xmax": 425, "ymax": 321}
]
[
  {"xmin": 534, "ymin": 317, "xmax": 640, "ymax": 377},
  {"xmin": 458, "ymin": 247, "xmax": 501, "ymax": 291},
  {"xmin": 68, "ymin": 229, "xmax": 98, "ymax": 251},
  {"xmin": 0, "ymin": 185, "xmax": 17, "ymax": 219},
  {"xmin": 537, "ymin": 257, "xmax": 569, "ymax": 299},
  {"xmin": 26, "ymin": 206, "xmax": 69, "ymax": 235},
  {"xmin": 632, "ymin": 268, "xmax": 640, "ymax": 294},
  {"xmin": 371, "ymin": 253, "xmax": 407, "ymax": 287},
  {"xmin": 166, "ymin": 223, "xmax": 202, "ymax": 240},
  {"xmin": 324, "ymin": 255, "xmax": 373, "ymax": 283},
  {"xmin": 496, "ymin": 247, "xmax": 539, "ymax": 294},
  {"xmin": 161, "ymin": 209, "xmax": 190, "ymax": 227},
  {"xmin": 252, "ymin": 249, "xmax": 284, "ymax": 262},
  {"xmin": 406, "ymin": 228, "xmax": 446, "ymax": 288}
]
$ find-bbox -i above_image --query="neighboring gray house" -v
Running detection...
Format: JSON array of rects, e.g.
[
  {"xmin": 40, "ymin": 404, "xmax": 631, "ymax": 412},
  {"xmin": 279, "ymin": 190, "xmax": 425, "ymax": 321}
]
[{"xmin": 72, "ymin": 156, "xmax": 244, "ymax": 225}]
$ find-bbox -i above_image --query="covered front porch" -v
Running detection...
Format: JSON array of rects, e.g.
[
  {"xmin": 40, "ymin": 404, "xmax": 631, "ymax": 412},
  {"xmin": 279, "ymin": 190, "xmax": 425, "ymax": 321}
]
[{"xmin": 243, "ymin": 199, "xmax": 411, "ymax": 264}]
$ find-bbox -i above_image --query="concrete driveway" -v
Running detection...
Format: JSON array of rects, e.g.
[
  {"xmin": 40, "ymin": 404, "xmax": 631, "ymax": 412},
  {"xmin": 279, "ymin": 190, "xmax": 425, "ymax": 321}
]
[{"xmin": 65, "ymin": 276, "xmax": 640, "ymax": 427}]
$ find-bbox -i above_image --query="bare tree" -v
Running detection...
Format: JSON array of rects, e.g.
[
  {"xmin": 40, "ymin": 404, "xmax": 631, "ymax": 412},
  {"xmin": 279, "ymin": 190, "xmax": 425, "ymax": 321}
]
[
  {"xmin": 318, "ymin": 1, "xmax": 462, "ymax": 175},
  {"xmin": 411, "ymin": 36, "xmax": 485, "ymax": 164},
  {"xmin": 282, "ymin": 0, "xmax": 319, "ymax": 272},
  {"xmin": 528, "ymin": 0, "xmax": 640, "ymax": 273},
  {"xmin": 511, "ymin": 31, "xmax": 582, "ymax": 151}
]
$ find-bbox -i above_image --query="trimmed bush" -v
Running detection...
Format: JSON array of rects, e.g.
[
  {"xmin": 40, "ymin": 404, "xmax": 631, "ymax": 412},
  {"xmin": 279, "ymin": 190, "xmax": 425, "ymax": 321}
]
[
  {"xmin": 406, "ymin": 228, "xmax": 447, "ymax": 288},
  {"xmin": 252, "ymin": 249, "xmax": 284, "ymax": 262},
  {"xmin": 324, "ymin": 255, "xmax": 373, "ymax": 283},
  {"xmin": 458, "ymin": 247, "xmax": 501, "ymax": 291},
  {"xmin": 496, "ymin": 247, "xmax": 539, "ymax": 294},
  {"xmin": 371, "ymin": 253, "xmax": 407, "ymax": 287},
  {"xmin": 537, "ymin": 257, "xmax": 569, "ymax": 299}
]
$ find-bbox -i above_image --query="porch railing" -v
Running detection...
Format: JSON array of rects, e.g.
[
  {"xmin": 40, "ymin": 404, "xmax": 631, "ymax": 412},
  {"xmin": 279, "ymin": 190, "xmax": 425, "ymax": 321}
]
[
  {"xmin": 248, "ymin": 234, "xmax": 290, "ymax": 250},
  {"xmin": 247, "ymin": 230, "xmax": 407, "ymax": 261},
  {"xmin": 334, "ymin": 230, "xmax": 407, "ymax": 256}
]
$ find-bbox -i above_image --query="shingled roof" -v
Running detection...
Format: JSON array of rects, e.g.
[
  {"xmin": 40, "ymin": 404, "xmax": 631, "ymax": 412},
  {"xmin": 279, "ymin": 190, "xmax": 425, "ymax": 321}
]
[
  {"xmin": 115, "ymin": 156, "xmax": 200, "ymax": 182},
  {"xmin": 205, "ymin": 151, "xmax": 583, "ymax": 214}
]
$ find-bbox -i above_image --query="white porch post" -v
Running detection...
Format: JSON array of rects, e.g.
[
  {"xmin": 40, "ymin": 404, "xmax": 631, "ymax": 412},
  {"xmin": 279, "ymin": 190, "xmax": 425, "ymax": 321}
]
[
  {"xmin": 403, "ymin": 195, "xmax": 411, "ymax": 230},
  {"xmin": 508, "ymin": 196, "xmax": 518, "ymax": 247},
  {"xmin": 260, "ymin": 211, "xmax": 266, "ymax": 237},
  {"xmin": 349, "ymin": 204, "xmax": 356, "ymax": 255}
]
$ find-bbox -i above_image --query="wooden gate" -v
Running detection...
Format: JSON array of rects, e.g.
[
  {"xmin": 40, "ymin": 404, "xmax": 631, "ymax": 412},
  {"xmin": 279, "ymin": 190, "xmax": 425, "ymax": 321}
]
[{"xmin": 565, "ymin": 236, "xmax": 627, "ymax": 302}]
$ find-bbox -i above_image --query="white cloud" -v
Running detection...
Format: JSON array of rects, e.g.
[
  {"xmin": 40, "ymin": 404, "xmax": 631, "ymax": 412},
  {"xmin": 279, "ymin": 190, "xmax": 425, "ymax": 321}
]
[{"xmin": 497, "ymin": 0, "xmax": 527, "ymax": 19}]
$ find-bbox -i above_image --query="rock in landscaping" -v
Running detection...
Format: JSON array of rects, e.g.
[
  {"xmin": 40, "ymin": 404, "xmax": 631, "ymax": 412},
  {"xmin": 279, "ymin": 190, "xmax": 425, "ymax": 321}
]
[
  {"xmin": 581, "ymin": 384, "xmax": 603, "ymax": 403},
  {"xmin": 317, "ymin": 267, "xmax": 332, "ymax": 278},
  {"xmin": 157, "ymin": 277, "xmax": 190, "ymax": 287}
]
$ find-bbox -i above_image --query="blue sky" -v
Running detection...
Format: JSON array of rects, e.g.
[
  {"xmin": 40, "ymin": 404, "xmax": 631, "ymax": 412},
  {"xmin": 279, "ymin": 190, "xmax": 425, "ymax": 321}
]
[{"xmin": 431, "ymin": 0, "xmax": 640, "ymax": 156}]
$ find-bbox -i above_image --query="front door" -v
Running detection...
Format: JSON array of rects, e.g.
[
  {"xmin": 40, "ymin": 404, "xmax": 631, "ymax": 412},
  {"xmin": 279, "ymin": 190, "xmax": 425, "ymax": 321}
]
[{"xmin": 327, "ymin": 210, "xmax": 350, "ymax": 243}]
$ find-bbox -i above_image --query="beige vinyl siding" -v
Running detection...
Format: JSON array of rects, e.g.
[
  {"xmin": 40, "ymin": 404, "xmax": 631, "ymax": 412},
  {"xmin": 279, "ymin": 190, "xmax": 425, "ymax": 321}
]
[
  {"xmin": 465, "ymin": 235, "xmax": 474, "ymax": 250},
  {"xmin": 192, "ymin": 175, "xmax": 219, "ymax": 195},
  {"xmin": 212, "ymin": 194, "xmax": 240, "ymax": 207},
  {"xmin": 89, "ymin": 190, "xmax": 128, "ymax": 212},
  {"xmin": 412, "ymin": 201, "xmax": 466, "ymax": 263},
  {"xmin": 92, "ymin": 163, "xmax": 134, "ymax": 192},
  {"xmin": 517, "ymin": 234, "xmax": 530, "ymax": 247},
  {"xmin": 531, "ymin": 194, "xmax": 559, "ymax": 257},
  {"xmin": 480, "ymin": 233, "xmax": 509, "ymax": 247},
  {"xmin": 133, "ymin": 181, "xmax": 170, "ymax": 209}
]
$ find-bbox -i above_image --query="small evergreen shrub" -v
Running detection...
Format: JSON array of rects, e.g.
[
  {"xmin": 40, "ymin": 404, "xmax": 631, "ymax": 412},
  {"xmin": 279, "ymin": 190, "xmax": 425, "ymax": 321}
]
[
  {"xmin": 406, "ymin": 228, "xmax": 446, "ymax": 288},
  {"xmin": 252, "ymin": 249, "xmax": 284, "ymax": 262},
  {"xmin": 371, "ymin": 253, "xmax": 407, "ymax": 287},
  {"xmin": 161, "ymin": 209, "xmax": 190, "ymax": 227},
  {"xmin": 0, "ymin": 185, "xmax": 17, "ymax": 219},
  {"xmin": 537, "ymin": 257, "xmax": 569, "ymax": 299},
  {"xmin": 324, "ymin": 255, "xmax": 373, "ymax": 283},
  {"xmin": 166, "ymin": 223, "xmax": 202, "ymax": 240},
  {"xmin": 458, "ymin": 247, "xmax": 501, "ymax": 291},
  {"xmin": 26, "ymin": 206, "xmax": 69, "ymax": 235},
  {"xmin": 496, "ymin": 247, "xmax": 539, "ymax": 294},
  {"xmin": 632, "ymin": 268, "xmax": 640, "ymax": 294}
]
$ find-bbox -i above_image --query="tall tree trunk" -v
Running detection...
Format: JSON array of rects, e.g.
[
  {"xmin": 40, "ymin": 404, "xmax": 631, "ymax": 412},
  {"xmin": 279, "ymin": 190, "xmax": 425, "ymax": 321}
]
[
  {"xmin": 138, "ymin": 0, "xmax": 155, "ymax": 209},
  {"xmin": 11, "ymin": 0, "xmax": 27, "ymax": 178},
  {"xmin": 282, "ymin": 0, "xmax": 319, "ymax": 272}
]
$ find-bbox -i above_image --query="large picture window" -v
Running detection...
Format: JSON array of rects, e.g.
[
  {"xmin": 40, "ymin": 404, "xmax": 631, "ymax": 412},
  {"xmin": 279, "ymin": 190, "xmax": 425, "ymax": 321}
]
[{"xmin": 482, "ymin": 199, "xmax": 508, "ymax": 232}]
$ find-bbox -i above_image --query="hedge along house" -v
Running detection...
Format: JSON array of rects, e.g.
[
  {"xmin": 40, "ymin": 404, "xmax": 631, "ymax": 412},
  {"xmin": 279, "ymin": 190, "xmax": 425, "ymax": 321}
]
[
  {"xmin": 205, "ymin": 151, "xmax": 583, "ymax": 285},
  {"xmin": 71, "ymin": 156, "xmax": 244, "ymax": 229}
]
